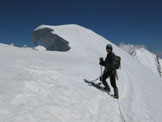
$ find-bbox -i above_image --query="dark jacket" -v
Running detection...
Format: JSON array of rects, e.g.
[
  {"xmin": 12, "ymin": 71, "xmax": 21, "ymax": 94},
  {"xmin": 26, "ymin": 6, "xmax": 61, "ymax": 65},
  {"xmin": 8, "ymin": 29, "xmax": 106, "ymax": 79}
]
[{"xmin": 100, "ymin": 52, "xmax": 116, "ymax": 72}]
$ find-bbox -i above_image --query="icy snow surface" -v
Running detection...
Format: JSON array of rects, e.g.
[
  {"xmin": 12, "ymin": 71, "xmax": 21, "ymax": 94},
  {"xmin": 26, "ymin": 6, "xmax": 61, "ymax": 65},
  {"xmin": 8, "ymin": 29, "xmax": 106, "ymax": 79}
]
[{"xmin": 0, "ymin": 25, "xmax": 162, "ymax": 122}]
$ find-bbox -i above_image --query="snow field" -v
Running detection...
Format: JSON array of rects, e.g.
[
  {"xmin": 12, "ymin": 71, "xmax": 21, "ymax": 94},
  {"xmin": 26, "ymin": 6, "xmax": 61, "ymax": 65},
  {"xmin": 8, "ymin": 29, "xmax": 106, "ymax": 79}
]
[{"xmin": 0, "ymin": 24, "xmax": 162, "ymax": 122}]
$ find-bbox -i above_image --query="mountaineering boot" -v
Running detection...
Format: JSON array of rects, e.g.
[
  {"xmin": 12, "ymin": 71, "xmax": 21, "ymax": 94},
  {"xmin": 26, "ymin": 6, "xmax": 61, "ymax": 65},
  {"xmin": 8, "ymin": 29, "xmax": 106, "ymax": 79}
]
[{"xmin": 113, "ymin": 87, "xmax": 119, "ymax": 99}]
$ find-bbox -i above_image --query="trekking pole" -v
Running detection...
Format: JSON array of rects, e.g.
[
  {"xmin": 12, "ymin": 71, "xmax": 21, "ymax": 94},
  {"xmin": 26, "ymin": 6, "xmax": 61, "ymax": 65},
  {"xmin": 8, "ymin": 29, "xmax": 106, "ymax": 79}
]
[
  {"xmin": 92, "ymin": 75, "xmax": 100, "ymax": 82},
  {"xmin": 98, "ymin": 65, "xmax": 103, "ymax": 85},
  {"xmin": 91, "ymin": 65, "xmax": 103, "ymax": 82},
  {"xmin": 91, "ymin": 66, "xmax": 103, "ymax": 84}
]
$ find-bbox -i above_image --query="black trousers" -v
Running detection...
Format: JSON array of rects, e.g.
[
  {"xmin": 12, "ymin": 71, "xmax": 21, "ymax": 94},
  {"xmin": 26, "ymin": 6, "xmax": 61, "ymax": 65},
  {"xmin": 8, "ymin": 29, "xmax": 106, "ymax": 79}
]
[{"xmin": 100, "ymin": 71, "xmax": 117, "ymax": 89}]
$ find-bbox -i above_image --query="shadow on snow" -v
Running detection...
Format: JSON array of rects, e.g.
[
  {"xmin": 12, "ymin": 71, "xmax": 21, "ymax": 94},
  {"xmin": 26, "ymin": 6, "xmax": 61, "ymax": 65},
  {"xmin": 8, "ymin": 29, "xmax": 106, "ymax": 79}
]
[{"xmin": 84, "ymin": 79, "xmax": 105, "ymax": 92}]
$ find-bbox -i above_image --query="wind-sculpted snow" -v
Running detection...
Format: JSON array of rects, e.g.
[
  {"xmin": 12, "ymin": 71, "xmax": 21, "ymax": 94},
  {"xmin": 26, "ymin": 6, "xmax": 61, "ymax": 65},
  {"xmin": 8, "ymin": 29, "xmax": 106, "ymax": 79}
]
[{"xmin": 32, "ymin": 27, "xmax": 70, "ymax": 51}]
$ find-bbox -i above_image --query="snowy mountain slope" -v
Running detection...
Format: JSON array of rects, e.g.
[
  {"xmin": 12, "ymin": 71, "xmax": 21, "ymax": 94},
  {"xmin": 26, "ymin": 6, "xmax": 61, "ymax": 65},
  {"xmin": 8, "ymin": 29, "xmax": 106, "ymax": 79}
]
[
  {"xmin": 132, "ymin": 48, "xmax": 162, "ymax": 77},
  {"xmin": 33, "ymin": 24, "xmax": 108, "ymax": 58},
  {"xmin": 119, "ymin": 43, "xmax": 162, "ymax": 78},
  {"xmin": 0, "ymin": 24, "xmax": 162, "ymax": 122}
]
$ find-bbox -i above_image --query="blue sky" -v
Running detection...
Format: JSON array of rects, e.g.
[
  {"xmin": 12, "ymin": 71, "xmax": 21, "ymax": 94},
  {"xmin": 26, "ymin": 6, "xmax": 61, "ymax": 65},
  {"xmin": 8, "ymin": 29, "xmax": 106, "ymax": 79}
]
[{"xmin": 0, "ymin": 0, "xmax": 162, "ymax": 57}]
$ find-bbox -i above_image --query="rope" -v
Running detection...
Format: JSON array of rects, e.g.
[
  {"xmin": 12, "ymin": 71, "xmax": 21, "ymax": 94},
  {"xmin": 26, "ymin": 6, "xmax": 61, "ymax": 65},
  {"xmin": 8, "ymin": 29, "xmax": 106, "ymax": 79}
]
[
  {"xmin": 100, "ymin": 66, "xmax": 126, "ymax": 122},
  {"xmin": 117, "ymin": 99, "xmax": 126, "ymax": 122}
]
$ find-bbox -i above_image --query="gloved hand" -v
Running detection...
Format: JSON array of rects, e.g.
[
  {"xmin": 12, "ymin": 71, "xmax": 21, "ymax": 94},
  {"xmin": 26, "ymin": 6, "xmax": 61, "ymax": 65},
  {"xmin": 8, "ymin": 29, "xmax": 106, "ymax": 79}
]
[
  {"xmin": 99, "ymin": 57, "xmax": 104, "ymax": 61},
  {"xmin": 99, "ymin": 57, "xmax": 104, "ymax": 65}
]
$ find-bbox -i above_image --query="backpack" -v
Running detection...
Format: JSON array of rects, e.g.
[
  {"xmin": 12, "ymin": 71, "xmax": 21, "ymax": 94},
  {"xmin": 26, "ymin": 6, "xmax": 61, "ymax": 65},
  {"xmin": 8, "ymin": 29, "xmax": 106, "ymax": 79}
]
[{"xmin": 114, "ymin": 56, "xmax": 121, "ymax": 69}]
